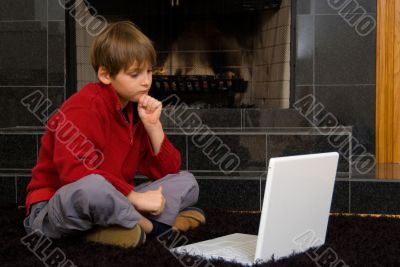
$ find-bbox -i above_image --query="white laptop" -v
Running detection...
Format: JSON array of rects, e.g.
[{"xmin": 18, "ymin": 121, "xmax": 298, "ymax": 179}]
[{"xmin": 171, "ymin": 152, "xmax": 339, "ymax": 266}]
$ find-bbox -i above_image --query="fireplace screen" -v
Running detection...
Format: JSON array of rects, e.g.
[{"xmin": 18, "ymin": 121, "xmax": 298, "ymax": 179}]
[{"xmin": 75, "ymin": 0, "xmax": 291, "ymax": 108}]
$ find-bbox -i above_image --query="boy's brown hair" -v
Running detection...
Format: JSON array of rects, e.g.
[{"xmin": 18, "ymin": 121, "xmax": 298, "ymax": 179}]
[{"xmin": 91, "ymin": 21, "xmax": 156, "ymax": 77}]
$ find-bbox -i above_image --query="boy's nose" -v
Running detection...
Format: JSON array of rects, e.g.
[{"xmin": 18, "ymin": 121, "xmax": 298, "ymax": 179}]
[{"xmin": 142, "ymin": 73, "xmax": 152, "ymax": 86}]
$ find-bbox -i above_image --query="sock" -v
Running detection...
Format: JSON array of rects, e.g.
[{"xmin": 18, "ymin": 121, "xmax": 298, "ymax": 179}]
[{"xmin": 147, "ymin": 219, "xmax": 172, "ymax": 240}]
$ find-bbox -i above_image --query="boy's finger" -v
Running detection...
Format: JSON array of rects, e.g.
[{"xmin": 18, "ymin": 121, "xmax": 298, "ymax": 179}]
[
  {"xmin": 146, "ymin": 99, "xmax": 155, "ymax": 110},
  {"xmin": 138, "ymin": 94, "xmax": 146, "ymax": 105},
  {"xmin": 154, "ymin": 101, "xmax": 162, "ymax": 110},
  {"xmin": 141, "ymin": 95, "xmax": 151, "ymax": 107},
  {"xmin": 150, "ymin": 100, "xmax": 161, "ymax": 111},
  {"xmin": 139, "ymin": 95, "xmax": 147, "ymax": 106}
]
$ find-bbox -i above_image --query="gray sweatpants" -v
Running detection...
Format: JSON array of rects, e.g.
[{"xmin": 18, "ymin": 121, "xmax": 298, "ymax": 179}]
[{"xmin": 23, "ymin": 171, "xmax": 199, "ymax": 239}]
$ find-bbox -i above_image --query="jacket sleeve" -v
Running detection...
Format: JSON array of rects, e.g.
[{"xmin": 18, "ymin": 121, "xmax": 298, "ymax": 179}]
[
  {"xmin": 137, "ymin": 131, "xmax": 181, "ymax": 180},
  {"xmin": 51, "ymin": 108, "xmax": 133, "ymax": 196}
]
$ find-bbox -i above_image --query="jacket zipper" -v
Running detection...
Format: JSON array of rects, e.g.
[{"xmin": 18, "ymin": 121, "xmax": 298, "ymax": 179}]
[
  {"xmin": 119, "ymin": 110, "xmax": 133, "ymax": 146},
  {"xmin": 129, "ymin": 127, "xmax": 133, "ymax": 145}
]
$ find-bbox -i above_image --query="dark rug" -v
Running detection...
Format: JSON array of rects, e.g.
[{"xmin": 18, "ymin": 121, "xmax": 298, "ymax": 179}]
[{"xmin": 1, "ymin": 207, "xmax": 400, "ymax": 267}]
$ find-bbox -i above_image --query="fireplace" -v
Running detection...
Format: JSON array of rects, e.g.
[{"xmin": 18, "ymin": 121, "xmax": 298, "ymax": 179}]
[{"xmin": 74, "ymin": 0, "xmax": 292, "ymax": 108}]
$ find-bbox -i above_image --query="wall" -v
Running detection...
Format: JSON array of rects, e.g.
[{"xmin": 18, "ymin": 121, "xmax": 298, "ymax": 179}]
[
  {"xmin": 0, "ymin": 0, "xmax": 66, "ymax": 128},
  {"xmin": 295, "ymin": 0, "xmax": 376, "ymax": 155},
  {"xmin": 0, "ymin": 0, "xmax": 66, "ymax": 206}
]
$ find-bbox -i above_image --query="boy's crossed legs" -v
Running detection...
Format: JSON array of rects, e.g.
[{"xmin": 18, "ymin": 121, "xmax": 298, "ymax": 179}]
[{"xmin": 24, "ymin": 171, "xmax": 204, "ymax": 247}]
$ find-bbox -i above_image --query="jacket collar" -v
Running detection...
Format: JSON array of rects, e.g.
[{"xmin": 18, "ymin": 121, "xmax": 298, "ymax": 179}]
[
  {"xmin": 97, "ymin": 82, "xmax": 134, "ymax": 125},
  {"xmin": 98, "ymin": 82, "xmax": 122, "ymax": 111}
]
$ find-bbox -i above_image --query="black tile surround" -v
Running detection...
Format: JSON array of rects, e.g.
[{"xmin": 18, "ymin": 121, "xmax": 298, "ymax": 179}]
[{"xmin": 1, "ymin": 120, "xmax": 396, "ymax": 215}]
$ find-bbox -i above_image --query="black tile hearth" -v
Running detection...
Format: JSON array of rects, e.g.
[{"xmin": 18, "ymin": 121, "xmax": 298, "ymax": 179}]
[
  {"xmin": 315, "ymin": 85, "xmax": 375, "ymax": 153},
  {"xmin": 188, "ymin": 134, "xmax": 266, "ymax": 175},
  {"xmin": 168, "ymin": 135, "xmax": 187, "ymax": 170},
  {"xmin": 48, "ymin": 22, "xmax": 65, "ymax": 86},
  {"xmin": 191, "ymin": 171, "xmax": 266, "ymax": 179},
  {"xmin": 36, "ymin": 133, "xmax": 43, "ymax": 157},
  {"xmin": 0, "ymin": 0, "xmax": 47, "ymax": 21},
  {"xmin": 314, "ymin": 15, "xmax": 376, "ymax": 85},
  {"xmin": 0, "ymin": 134, "xmax": 37, "ymax": 170},
  {"xmin": 160, "ymin": 108, "xmax": 178, "ymax": 128},
  {"xmin": 0, "ymin": 176, "xmax": 16, "ymax": 206},
  {"xmin": 48, "ymin": 0, "xmax": 65, "ymax": 21},
  {"xmin": 331, "ymin": 180, "xmax": 350, "ymax": 213},
  {"xmin": 295, "ymin": 14, "xmax": 314, "ymax": 85},
  {"xmin": 296, "ymin": 0, "xmax": 311, "ymax": 15},
  {"xmin": 174, "ymin": 108, "xmax": 242, "ymax": 129},
  {"xmin": 294, "ymin": 86, "xmax": 314, "ymax": 114},
  {"xmin": 0, "ymin": 87, "xmax": 48, "ymax": 128},
  {"xmin": 47, "ymin": 87, "xmax": 66, "ymax": 118},
  {"xmin": 350, "ymin": 181, "xmax": 400, "ymax": 215},
  {"xmin": 314, "ymin": 0, "xmax": 376, "ymax": 14},
  {"xmin": 0, "ymin": 22, "xmax": 47, "ymax": 86},
  {"xmin": 267, "ymin": 134, "xmax": 350, "ymax": 174},
  {"xmin": 244, "ymin": 109, "xmax": 310, "ymax": 127},
  {"xmin": 196, "ymin": 178, "xmax": 260, "ymax": 211},
  {"xmin": 16, "ymin": 175, "xmax": 30, "ymax": 206}
]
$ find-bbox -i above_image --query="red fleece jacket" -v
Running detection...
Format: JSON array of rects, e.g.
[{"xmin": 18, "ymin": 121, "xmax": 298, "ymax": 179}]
[{"xmin": 25, "ymin": 82, "xmax": 181, "ymax": 213}]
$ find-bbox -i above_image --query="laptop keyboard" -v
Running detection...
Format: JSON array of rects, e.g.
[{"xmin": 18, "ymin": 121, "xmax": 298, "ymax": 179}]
[
  {"xmin": 172, "ymin": 234, "xmax": 258, "ymax": 265},
  {"xmin": 207, "ymin": 241, "xmax": 256, "ymax": 259}
]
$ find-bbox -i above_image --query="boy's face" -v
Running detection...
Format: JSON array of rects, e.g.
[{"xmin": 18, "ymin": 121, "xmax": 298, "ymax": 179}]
[{"xmin": 108, "ymin": 62, "xmax": 153, "ymax": 108}]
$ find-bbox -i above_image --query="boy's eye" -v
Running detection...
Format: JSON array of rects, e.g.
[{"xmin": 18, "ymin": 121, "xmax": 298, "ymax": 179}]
[{"xmin": 128, "ymin": 69, "xmax": 152, "ymax": 78}]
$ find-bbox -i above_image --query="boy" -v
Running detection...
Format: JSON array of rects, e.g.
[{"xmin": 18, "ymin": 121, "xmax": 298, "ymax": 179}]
[{"xmin": 23, "ymin": 21, "xmax": 205, "ymax": 248}]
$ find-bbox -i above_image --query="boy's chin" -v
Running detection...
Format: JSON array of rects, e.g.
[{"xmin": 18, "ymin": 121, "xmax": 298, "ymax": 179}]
[
  {"xmin": 133, "ymin": 93, "xmax": 148, "ymax": 102},
  {"xmin": 131, "ymin": 97, "xmax": 142, "ymax": 103}
]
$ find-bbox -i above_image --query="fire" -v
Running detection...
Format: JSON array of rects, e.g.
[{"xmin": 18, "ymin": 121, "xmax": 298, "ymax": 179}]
[{"xmin": 159, "ymin": 44, "xmax": 215, "ymax": 76}]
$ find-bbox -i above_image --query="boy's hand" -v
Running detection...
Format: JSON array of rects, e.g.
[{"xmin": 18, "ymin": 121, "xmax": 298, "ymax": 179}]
[
  {"xmin": 138, "ymin": 95, "xmax": 162, "ymax": 126},
  {"xmin": 128, "ymin": 187, "xmax": 165, "ymax": 216}
]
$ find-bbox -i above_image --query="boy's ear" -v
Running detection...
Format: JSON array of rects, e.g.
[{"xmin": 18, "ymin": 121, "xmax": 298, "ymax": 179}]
[{"xmin": 97, "ymin": 67, "xmax": 112, "ymax": 84}]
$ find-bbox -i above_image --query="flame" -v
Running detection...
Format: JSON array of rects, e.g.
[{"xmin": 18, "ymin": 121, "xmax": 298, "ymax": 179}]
[{"xmin": 161, "ymin": 43, "xmax": 215, "ymax": 76}]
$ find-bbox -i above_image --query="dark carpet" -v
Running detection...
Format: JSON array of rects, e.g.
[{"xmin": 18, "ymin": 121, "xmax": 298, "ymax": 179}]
[{"xmin": 1, "ymin": 207, "xmax": 400, "ymax": 267}]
